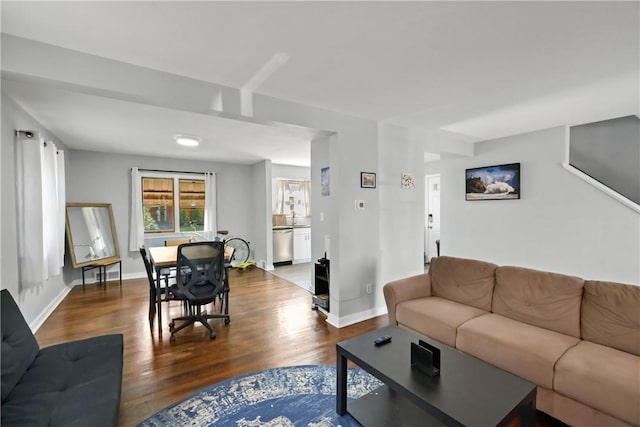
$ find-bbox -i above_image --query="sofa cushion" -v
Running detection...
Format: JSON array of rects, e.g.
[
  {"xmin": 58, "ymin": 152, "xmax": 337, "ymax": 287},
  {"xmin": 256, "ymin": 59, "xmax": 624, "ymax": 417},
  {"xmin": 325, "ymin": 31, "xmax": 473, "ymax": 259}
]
[
  {"xmin": 493, "ymin": 266, "xmax": 584, "ymax": 337},
  {"xmin": 581, "ymin": 280, "xmax": 640, "ymax": 356},
  {"xmin": 429, "ymin": 256, "xmax": 497, "ymax": 311},
  {"xmin": 554, "ymin": 340, "xmax": 640, "ymax": 426},
  {"xmin": 396, "ymin": 297, "xmax": 488, "ymax": 347},
  {"xmin": 456, "ymin": 313, "xmax": 580, "ymax": 389},
  {"xmin": 1, "ymin": 334, "xmax": 124, "ymax": 427},
  {"xmin": 1, "ymin": 289, "xmax": 39, "ymax": 402}
]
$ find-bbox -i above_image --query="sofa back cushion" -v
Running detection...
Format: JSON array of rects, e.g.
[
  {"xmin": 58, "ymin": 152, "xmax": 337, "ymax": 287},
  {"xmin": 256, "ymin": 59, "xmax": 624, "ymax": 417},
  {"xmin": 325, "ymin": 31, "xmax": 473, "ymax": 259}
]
[
  {"xmin": 1, "ymin": 289, "xmax": 40, "ymax": 402},
  {"xmin": 429, "ymin": 256, "xmax": 497, "ymax": 311},
  {"xmin": 493, "ymin": 267, "xmax": 584, "ymax": 337},
  {"xmin": 581, "ymin": 280, "xmax": 640, "ymax": 356}
]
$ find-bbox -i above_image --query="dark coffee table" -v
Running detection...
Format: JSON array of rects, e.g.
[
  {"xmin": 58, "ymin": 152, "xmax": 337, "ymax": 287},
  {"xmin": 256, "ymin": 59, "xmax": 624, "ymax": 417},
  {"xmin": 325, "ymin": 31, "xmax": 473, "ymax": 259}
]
[{"xmin": 337, "ymin": 325, "xmax": 536, "ymax": 427}]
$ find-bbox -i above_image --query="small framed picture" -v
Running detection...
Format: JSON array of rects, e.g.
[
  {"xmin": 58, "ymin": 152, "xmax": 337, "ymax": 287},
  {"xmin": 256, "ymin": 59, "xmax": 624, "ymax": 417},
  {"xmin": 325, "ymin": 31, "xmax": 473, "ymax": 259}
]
[
  {"xmin": 321, "ymin": 166, "xmax": 330, "ymax": 196},
  {"xmin": 361, "ymin": 172, "xmax": 376, "ymax": 188},
  {"xmin": 401, "ymin": 173, "xmax": 415, "ymax": 189}
]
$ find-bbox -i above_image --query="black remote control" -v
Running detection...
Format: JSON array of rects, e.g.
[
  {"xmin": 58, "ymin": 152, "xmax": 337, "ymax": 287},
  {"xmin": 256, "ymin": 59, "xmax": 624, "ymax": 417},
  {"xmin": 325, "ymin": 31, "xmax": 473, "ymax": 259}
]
[{"xmin": 374, "ymin": 335, "xmax": 392, "ymax": 346}]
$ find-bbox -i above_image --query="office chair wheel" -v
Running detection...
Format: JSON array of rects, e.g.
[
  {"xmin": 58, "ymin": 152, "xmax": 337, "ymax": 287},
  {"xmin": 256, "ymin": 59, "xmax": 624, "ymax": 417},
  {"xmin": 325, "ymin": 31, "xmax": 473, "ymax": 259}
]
[
  {"xmin": 169, "ymin": 334, "xmax": 176, "ymax": 343},
  {"xmin": 209, "ymin": 331, "xmax": 217, "ymax": 339},
  {"xmin": 224, "ymin": 318, "xmax": 230, "ymax": 325}
]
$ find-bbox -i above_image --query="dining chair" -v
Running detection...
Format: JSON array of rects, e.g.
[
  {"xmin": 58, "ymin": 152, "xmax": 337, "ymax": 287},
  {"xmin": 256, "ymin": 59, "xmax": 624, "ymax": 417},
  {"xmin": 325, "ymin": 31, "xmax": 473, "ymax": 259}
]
[
  {"xmin": 168, "ymin": 241, "xmax": 229, "ymax": 342},
  {"xmin": 139, "ymin": 246, "xmax": 177, "ymax": 326}
]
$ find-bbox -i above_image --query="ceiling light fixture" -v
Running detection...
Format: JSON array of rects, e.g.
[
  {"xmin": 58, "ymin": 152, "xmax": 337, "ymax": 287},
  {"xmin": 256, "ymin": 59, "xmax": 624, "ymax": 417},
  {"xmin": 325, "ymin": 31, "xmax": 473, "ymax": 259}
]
[{"xmin": 174, "ymin": 134, "xmax": 201, "ymax": 147}]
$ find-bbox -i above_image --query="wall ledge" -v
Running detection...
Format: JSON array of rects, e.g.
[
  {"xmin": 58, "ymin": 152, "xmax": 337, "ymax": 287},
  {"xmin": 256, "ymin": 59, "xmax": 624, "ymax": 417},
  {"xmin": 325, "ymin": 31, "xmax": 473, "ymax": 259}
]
[{"xmin": 562, "ymin": 162, "xmax": 640, "ymax": 214}]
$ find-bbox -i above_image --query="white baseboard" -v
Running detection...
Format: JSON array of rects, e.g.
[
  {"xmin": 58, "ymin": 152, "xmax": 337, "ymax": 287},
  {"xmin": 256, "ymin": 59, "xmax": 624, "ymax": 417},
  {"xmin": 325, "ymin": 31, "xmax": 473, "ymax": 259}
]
[
  {"xmin": 326, "ymin": 305, "xmax": 388, "ymax": 328},
  {"xmin": 29, "ymin": 285, "xmax": 73, "ymax": 333},
  {"xmin": 70, "ymin": 271, "xmax": 146, "ymax": 287}
]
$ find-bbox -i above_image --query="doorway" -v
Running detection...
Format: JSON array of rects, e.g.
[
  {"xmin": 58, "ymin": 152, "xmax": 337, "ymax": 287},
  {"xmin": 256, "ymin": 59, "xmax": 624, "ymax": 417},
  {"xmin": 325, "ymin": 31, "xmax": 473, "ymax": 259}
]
[{"xmin": 425, "ymin": 174, "xmax": 441, "ymax": 264}]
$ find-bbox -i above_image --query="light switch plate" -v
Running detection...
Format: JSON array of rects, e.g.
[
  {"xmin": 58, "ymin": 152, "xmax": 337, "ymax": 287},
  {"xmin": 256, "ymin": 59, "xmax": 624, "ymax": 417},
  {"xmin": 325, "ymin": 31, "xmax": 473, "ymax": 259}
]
[{"xmin": 355, "ymin": 200, "xmax": 365, "ymax": 210}]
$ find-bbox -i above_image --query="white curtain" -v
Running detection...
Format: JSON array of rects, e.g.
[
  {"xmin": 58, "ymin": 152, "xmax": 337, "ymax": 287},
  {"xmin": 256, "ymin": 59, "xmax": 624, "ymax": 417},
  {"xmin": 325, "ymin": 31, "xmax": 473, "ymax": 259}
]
[
  {"xmin": 274, "ymin": 180, "xmax": 310, "ymax": 216},
  {"xmin": 129, "ymin": 167, "xmax": 144, "ymax": 251},
  {"xmin": 274, "ymin": 180, "xmax": 286, "ymax": 214},
  {"xmin": 56, "ymin": 151, "xmax": 66, "ymax": 265},
  {"xmin": 16, "ymin": 131, "xmax": 65, "ymax": 289},
  {"xmin": 302, "ymin": 181, "xmax": 311, "ymax": 216},
  {"xmin": 203, "ymin": 172, "xmax": 217, "ymax": 240}
]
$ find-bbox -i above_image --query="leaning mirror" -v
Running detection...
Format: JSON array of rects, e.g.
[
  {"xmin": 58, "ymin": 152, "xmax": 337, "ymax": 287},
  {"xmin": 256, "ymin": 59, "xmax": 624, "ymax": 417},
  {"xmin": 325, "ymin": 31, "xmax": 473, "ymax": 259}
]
[{"xmin": 65, "ymin": 203, "xmax": 120, "ymax": 268}]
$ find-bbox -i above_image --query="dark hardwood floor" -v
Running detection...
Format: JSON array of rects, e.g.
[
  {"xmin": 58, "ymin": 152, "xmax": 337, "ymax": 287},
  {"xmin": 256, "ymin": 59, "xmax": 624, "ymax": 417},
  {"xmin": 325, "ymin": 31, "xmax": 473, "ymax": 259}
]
[
  {"xmin": 35, "ymin": 268, "xmax": 564, "ymax": 427},
  {"xmin": 34, "ymin": 267, "xmax": 388, "ymax": 426}
]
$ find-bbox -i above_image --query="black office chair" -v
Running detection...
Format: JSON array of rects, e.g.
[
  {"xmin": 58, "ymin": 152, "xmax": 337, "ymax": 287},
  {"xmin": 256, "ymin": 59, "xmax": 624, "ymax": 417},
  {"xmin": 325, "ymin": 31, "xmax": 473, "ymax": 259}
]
[
  {"xmin": 168, "ymin": 241, "xmax": 230, "ymax": 342},
  {"xmin": 140, "ymin": 246, "xmax": 177, "ymax": 327}
]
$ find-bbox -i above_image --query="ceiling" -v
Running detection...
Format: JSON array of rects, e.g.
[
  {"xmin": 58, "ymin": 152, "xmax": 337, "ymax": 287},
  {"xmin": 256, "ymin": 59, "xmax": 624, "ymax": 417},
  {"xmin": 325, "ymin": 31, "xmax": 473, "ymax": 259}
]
[
  {"xmin": 2, "ymin": 79, "xmax": 317, "ymax": 166},
  {"xmin": 1, "ymin": 1, "xmax": 638, "ymax": 165}
]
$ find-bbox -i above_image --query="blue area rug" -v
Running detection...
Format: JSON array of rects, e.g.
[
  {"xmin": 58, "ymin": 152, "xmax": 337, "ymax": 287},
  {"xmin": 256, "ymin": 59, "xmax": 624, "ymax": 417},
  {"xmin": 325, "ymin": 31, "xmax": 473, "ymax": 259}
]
[{"xmin": 138, "ymin": 365, "xmax": 383, "ymax": 426}]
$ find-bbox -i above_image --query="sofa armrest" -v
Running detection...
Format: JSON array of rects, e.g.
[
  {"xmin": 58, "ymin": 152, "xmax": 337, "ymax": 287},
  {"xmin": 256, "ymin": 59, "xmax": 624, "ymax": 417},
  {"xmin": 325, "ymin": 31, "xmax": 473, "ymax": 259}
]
[{"xmin": 383, "ymin": 273, "xmax": 432, "ymax": 325}]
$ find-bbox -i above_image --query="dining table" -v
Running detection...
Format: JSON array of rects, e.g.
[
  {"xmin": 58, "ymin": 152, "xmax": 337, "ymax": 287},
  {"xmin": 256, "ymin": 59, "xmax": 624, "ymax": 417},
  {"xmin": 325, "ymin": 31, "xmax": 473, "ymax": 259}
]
[{"xmin": 147, "ymin": 244, "xmax": 232, "ymax": 335}]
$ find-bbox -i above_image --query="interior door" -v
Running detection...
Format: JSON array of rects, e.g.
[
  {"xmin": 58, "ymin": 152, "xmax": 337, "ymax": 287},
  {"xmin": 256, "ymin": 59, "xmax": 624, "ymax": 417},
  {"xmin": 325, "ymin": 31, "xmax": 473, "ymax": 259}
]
[{"xmin": 425, "ymin": 175, "xmax": 441, "ymax": 262}]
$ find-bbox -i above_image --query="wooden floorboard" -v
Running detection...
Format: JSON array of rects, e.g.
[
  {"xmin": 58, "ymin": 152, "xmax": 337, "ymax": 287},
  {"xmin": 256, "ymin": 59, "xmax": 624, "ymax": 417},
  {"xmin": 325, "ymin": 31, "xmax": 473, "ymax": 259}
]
[
  {"xmin": 34, "ymin": 267, "xmax": 388, "ymax": 426},
  {"xmin": 35, "ymin": 268, "xmax": 562, "ymax": 427}
]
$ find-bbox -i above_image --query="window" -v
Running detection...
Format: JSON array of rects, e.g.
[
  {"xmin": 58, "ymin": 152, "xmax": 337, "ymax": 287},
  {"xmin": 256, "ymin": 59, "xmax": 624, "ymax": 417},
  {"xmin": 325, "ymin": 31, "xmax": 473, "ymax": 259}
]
[
  {"xmin": 273, "ymin": 179, "xmax": 311, "ymax": 217},
  {"xmin": 179, "ymin": 179, "xmax": 205, "ymax": 232},
  {"xmin": 141, "ymin": 173, "xmax": 205, "ymax": 234}
]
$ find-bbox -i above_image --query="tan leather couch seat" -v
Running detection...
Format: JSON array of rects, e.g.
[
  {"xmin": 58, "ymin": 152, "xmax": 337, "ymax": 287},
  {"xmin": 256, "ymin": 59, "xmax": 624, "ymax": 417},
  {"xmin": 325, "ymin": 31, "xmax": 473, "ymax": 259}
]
[
  {"xmin": 396, "ymin": 296, "xmax": 488, "ymax": 347},
  {"xmin": 456, "ymin": 313, "xmax": 580, "ymax": 389},
  {"xmin": 554, "ymin": 340, "xmax": 640, "ymax": 425}
]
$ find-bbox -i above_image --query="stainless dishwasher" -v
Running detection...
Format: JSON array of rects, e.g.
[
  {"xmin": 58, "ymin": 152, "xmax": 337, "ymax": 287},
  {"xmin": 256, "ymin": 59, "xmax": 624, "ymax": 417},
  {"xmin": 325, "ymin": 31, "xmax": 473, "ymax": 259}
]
[{"xmin": 273, "ymin": 228, "xmax": 293, "ymax": 263}]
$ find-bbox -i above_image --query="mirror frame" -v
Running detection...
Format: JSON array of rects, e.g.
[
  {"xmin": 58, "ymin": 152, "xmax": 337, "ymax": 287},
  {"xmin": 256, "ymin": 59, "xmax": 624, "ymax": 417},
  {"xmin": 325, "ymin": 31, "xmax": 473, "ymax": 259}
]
[{"xmin": 65, "ymin": 202, "xmax": 120, "ymax": 268}]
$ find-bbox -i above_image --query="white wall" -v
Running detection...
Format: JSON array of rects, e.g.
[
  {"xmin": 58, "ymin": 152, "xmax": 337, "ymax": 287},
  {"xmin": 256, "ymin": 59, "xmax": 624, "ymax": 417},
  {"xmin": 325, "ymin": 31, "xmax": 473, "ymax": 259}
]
[
  {"xmin": 378, "ymin": 124, "xmax": 427, "ymax": 287},
  {"xmin": 310, "ymin": 134, "xmax": 334, "ymax": 286},
  {"xmin": 272, "ymin": 164, "xmax": 311, "ymax": 180},
  {"xmin": 424, "ymin": 161, "xmax": 441, "ymax": 175},
  {"xmin": 441, "ymin": 126, "xmax": 640, "ymax": 285},
  {"xmin": 66, "ymin": 150, "xmax": 256, "ymax": 281},
  {"xmin": 254, "ymin": 94, "xmax": 382, "ymax": 324},
  {"xmin": 252, "ymin": 160, "xmax": 272, "ymax": 268},
  {"xmin": 1, "ymin": 92, "xmax": 73, "ymax": 329}
]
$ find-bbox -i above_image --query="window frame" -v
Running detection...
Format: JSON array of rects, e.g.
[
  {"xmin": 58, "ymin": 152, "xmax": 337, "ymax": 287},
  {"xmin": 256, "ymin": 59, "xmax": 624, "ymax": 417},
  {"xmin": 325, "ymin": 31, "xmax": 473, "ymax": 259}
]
[{"xmin": 140, "ymin": 171, "xmax": 206, "ymax": 236}]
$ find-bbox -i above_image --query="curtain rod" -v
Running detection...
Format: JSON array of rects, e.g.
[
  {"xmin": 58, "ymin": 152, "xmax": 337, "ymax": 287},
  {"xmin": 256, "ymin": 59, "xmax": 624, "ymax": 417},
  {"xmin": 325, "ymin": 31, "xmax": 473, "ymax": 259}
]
[
  {"xmin": 136, "ymin": 168, "xmax": 212, "ymax": 175},
  {"xmin": 16, "ymin": 130, "xmax": 63, "ymax": 153}
]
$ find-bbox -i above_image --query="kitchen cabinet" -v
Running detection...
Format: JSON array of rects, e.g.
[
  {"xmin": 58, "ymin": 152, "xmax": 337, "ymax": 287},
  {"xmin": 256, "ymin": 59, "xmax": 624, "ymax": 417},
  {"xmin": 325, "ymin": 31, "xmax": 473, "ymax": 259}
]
[{"xmin": 293, "ymin": 227, "xmax": 311, "ymax": 263}]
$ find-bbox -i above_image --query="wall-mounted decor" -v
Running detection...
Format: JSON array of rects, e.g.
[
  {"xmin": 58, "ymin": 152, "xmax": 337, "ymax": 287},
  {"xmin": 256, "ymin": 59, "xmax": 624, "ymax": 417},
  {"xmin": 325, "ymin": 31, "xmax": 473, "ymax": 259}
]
[
  {"xmin": 361, "ymin": 172, "xmax": 376, "ymax": 188},
  {"xmin": 401, "ymin": 173, "xmax": 415, "ymax": 189},
  {"xmin": 321, "ymin": 167, "xmax": 330, "ymax": 196},
  {"xmin": 465, "ymin": 163, "xmax": 520, "ymax": 201}
]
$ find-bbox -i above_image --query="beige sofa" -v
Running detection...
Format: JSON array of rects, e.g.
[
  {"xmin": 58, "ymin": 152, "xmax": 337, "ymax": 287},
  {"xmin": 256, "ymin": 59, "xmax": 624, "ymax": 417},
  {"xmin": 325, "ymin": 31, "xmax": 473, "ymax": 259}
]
[{"xmin": 383, "ymin": 256, "xmax": 640, "ymax": 427}]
